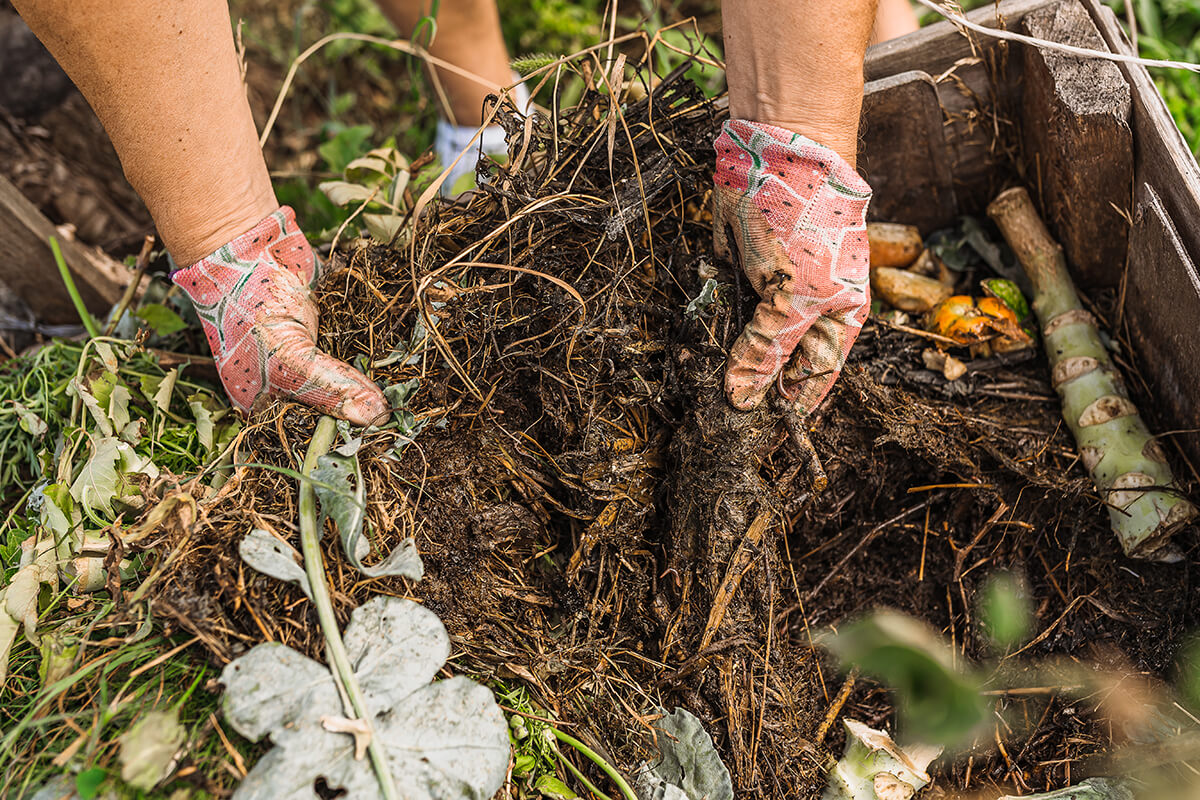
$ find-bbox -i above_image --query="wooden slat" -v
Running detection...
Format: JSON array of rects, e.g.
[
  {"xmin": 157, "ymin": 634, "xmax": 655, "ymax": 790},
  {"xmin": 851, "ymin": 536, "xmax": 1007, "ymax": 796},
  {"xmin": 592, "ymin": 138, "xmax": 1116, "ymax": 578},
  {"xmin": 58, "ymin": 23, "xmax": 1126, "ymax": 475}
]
[
  {"xmin": 0, "ymin": 173, "xmax": 127, "ymax": 324},
  {"xmin": 860, "ymin": 71, "xmax": 957, "ymax": 232},
  {"xmin": 1021, "ymin": 0, "xmax": 1133, "ymax": 288},
  {"xmin": 1081, "ymin": 0, "xmax": 1200, "ymax": 262},
  {"xmin": 1123, "ymin": 183, "xmax": 1200, "ymax": 464},
  {"xmin": 865, "ymin": 0, "xmax": 1057, "ymax": 81}
]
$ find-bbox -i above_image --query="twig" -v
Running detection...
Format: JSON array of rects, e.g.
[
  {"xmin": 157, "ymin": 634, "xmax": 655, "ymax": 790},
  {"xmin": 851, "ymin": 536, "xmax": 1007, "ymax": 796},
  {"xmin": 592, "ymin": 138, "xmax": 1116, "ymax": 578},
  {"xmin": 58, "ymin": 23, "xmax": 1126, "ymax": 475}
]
[{"xmin": 300, "ymin": 416, "xmax": 399, "ymax": 800}]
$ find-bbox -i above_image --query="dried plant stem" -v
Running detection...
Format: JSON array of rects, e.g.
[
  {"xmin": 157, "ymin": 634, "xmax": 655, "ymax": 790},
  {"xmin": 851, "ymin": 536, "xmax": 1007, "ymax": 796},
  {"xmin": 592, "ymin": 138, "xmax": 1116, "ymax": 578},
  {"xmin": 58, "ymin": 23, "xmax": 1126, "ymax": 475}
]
[
  {"xmin": 988, "ymin": 187, "xmax": 1196, "ymax": 559},
  {"xmin": 300, "ymin": 415, "xmax": 399, "ymax": 800}
]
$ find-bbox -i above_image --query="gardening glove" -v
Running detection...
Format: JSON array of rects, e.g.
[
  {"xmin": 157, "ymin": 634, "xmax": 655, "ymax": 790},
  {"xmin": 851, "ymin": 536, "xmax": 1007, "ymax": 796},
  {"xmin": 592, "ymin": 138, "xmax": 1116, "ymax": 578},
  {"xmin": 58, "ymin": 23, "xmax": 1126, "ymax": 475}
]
[
  {"xmin": 172, "ymin": 206, "xmax": 390, "ymax": 426},
  {"xmin": 713, "ymin": 120, "xmax": 872, "ymax": 413}
]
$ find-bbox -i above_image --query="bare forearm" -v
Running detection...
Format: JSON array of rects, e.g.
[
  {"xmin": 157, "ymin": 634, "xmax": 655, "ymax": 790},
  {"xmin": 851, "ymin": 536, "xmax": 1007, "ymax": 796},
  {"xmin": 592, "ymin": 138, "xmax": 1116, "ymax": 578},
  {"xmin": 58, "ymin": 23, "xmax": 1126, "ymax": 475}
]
[{"xmin": 720, "ymin": 0, "xmax": 878, "ymax": 165}]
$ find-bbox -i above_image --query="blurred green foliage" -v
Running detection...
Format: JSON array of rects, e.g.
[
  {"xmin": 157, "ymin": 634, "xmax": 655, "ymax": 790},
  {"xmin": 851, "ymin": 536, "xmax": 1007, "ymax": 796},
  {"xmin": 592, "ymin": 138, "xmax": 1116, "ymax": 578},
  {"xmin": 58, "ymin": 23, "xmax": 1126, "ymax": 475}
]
[{"xmin": 978, "ymin": 571, "xmax": 1032, "ymax": 652}]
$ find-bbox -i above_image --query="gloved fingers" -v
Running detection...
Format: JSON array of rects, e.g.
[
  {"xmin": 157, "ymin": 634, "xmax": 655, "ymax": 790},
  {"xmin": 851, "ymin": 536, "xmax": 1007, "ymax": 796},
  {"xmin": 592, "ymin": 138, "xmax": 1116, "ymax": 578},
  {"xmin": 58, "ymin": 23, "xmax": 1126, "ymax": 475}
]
[
  {"xmin": 711, "ymin": 186, "xmax": 787, "ymax": 297},
  {"xmin": 778, "ymin": 304, "xmax": 868, "ymax": 415},
  {"xmin": 724, "ymin": 276, "xmax": 810, "ymax": 410},
  {"xmin": 260, "ymin": 317, "xmax": 390, "ymax": 426}
]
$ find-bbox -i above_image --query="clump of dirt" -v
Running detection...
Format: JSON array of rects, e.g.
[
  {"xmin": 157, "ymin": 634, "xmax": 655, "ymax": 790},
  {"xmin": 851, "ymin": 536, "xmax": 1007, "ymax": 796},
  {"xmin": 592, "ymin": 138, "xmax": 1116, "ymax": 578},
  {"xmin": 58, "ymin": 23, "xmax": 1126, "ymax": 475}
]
[{"xmin": 140, "ymin": 61, "xmax": 1199, "ymax": 800}]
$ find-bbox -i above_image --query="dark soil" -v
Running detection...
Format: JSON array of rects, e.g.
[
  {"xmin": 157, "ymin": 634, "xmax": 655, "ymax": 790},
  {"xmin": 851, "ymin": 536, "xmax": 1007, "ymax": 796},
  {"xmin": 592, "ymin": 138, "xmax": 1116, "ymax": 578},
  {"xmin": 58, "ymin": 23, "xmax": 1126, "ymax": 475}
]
[{"xmin": 132, "ymin": 65, "xmax": 1200, "ymax": 800}]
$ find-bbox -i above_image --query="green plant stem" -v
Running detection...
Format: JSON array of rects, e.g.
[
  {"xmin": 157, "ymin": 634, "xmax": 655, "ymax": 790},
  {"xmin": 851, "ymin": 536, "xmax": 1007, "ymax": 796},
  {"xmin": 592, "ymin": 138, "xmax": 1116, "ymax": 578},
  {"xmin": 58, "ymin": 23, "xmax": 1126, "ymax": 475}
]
[
  {"xmin": 49, "ymin": 237, "xmax": 101, "ymax": 340},
  {"xmin": 300, "ymin": 415, "xmax": 399, "ymax": 800},
  {"xmin": 559, "ymin": 755, "xmax": 613, "ymax": 800},
  {"xmin": 551, "ymin": 728, "xmax": 637, "ymax": 800}
]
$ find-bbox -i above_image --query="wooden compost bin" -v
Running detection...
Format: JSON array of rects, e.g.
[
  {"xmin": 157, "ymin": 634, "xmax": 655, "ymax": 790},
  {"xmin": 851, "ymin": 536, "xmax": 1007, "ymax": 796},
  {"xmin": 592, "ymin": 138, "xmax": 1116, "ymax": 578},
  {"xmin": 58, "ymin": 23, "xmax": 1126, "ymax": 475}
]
[{"xmin": 858, "ymin": 0, "xmax": 1200, "ymax": 466}]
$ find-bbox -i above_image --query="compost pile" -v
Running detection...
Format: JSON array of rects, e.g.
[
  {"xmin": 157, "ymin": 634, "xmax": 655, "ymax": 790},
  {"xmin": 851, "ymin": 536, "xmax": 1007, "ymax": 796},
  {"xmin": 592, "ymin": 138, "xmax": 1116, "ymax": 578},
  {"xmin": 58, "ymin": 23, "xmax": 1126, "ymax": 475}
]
[{"xmin": 144, "ymin": 67, "xmax": 1198, "ymax": 798}]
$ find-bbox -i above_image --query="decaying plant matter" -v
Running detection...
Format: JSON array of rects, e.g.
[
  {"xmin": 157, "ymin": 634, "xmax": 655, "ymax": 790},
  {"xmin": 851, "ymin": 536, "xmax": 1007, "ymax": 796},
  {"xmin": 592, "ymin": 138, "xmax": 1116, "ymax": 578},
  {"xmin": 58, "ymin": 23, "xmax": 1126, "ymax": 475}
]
[
  {"xmin": 122, "ymin": 53, "xmax": 1200, "ymax": 800},
  {"xmin": 988, "ymin": 187, "xmax": 1197, "ymax": 560}
]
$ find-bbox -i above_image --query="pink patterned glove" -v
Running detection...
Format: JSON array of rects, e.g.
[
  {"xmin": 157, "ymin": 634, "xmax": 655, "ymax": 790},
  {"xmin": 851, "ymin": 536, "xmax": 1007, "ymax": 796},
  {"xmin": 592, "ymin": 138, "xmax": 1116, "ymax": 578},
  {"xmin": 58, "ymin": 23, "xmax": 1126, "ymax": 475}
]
[
  {"xmin": 173, "ymin": 207, "xmax": 389, "ymax": 426},
  {"xmin": 713, "ymin": 120, "xmax": 872, "ymax": 413}
]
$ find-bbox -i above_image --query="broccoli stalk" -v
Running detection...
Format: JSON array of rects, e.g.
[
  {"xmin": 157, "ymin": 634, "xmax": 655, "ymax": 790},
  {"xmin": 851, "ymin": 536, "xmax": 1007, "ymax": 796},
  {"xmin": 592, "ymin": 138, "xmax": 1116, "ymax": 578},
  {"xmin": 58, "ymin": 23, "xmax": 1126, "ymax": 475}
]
[
  {"xmin": 823, "ymin": 720, "xmax": 941, "ymax": 800},
  {"xmin": 988, "ymin": 187, "xmax": 1196, "ymax": 560}
]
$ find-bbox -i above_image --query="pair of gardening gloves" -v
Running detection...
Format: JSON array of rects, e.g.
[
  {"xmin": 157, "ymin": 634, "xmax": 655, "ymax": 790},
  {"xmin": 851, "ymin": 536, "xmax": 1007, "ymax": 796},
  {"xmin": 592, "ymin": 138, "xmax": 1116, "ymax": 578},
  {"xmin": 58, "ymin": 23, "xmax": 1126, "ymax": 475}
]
[{"xmin": 174, "ymin": 120, "xmax": 870, "ymax": 425}]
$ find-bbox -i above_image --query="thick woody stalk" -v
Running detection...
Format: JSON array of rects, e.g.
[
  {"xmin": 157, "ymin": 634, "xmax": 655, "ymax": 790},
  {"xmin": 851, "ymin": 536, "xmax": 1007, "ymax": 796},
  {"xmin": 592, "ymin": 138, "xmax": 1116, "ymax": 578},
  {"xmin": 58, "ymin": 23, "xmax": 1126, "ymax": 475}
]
[{"xmin": 988, "ymin": 187, "xmax": 1195, "ymax": 560}]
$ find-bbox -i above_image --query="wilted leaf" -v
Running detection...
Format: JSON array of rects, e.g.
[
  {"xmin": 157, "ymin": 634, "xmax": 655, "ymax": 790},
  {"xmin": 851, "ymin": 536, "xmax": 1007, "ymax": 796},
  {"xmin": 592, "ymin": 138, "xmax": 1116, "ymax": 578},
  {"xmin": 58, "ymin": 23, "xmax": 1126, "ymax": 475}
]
[
  {"xmin": 636, "ymin": 708, "xmax": 733, "ymax": 800},
  {"xmin": 135, "ymin": 304, "xmax": 187, "ymax": 336},
  {"xmin": 822, "ymin": 610, "xmax": 987, "ymax": 745},
  {"xmin": 313, "ymin": 451, "xmax": 424, "ymax": 580},
  {"xmin": 998, "ymin": 778, "xmax": 1133, "ymax": 800},
  {"xmin": 363, "ymin": 213, "xmax": 406, "ymax": 244},
  {"xmin": 119, "ymin": 709, "xmax": 185, "ymax": 789},
  {"xmin": 70, "ymin": 438, "xmax": 123, "ymax": 516},
  {"xmin": 149, "ymin": 368, "xmax": 179, "ymax": 414},
  {"xmin": 220, "ymin": 596, "xmax": 509, "ymax": 800},
  {"xmin": 238, "ymin": 530, "xmax": 311, "ymax": 599},
  {"xmin": 107, "ymin": 383, "xmax": 132, "ymax": 434},
  {"xmin": 68, "ymin": 377, "xmax": 114, "ymax": 437},
  {"xmin": 684, "ymin": 279, "xmax": 721, "ymax": 320},
  {"xmin": 69, "ymin": 438, "xmax": 160, "ymax": 518},
  {"xmin": 12, "ymin": 400, "xmax": 48, "ymax": 437},
  {"xmin": 320, "ymin": 180, "xmax": 377, "ymax": 208},
  {"xmin": 94, "ymin": 342, "xmax": 119, "ymax": 374}
]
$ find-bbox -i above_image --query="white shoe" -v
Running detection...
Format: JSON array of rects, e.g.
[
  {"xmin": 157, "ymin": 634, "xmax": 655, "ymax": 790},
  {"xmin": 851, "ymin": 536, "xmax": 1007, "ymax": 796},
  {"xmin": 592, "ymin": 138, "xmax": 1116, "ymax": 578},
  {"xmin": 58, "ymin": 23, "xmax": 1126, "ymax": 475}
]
[{"xmin": 435, "ymin": 78, "xmax": 531, "ymax": 196}]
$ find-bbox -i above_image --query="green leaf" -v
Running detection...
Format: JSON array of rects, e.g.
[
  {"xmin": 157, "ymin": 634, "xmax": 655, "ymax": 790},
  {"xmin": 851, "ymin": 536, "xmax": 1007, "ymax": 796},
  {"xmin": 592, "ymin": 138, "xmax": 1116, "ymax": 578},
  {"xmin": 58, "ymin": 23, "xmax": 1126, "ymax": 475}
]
[
  {"xmin": 75, "ymin": 767, "xmax": 107, "ymax": 799},
  {"xmin": 822, "ymin": 610, "xmax": 987, "ymax": 745},
  {"xmin": 534, "ymin": 776, "xmax": 577, "ymax": 799},
  {"xmin": 981, "ymin": 278, "xmax": 1032, "ymax": 323},
  {"xmin": 978, "ymin": 571, "xmax": 1032, "ymax": 651},
  {"xmin": 119, "ymin": 709, "xmax": 185, "ymax": 789},
  {"xmin": 318, "ymin": 124, "xmax": 374, "ymax": 173},
  {"xmin": 513, "ymin": 753, "xmax": 538, "ymax": 776},
  {"xmin": 220, "ymin": 597, "xmax": 509, "ymax": 799},
  {"xmin": 135, "ymin": 303, "xmax": 187, "ymax": 336}
]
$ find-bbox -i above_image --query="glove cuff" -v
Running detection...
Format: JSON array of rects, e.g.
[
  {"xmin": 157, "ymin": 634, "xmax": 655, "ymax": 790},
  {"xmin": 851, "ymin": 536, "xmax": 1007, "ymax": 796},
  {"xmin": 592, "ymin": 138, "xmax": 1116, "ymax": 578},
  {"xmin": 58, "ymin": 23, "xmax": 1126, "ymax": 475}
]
[
  {"xmin": 715, "ymin": 119, "xmax": 870, "ymax": 203},
  {"xmin": 172, "ymin": 205, "xmax": 316, "ymax": 303}
]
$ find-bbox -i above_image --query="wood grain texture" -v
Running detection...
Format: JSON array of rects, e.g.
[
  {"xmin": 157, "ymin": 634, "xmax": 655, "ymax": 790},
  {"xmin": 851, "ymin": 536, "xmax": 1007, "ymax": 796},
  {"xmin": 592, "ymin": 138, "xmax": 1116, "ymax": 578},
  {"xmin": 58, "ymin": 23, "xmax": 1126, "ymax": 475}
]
[
  {"xmin": 1123, "ymin": 183, "xmax": 1200, "ymax": 465},
  {"xmin": 0, "ymin": 173, "xmax": 127, "ymax": 323},
  {"xmin": 1081, "ymin": 0, "xmax": 1200, "ymax": 261},
  {"xmin": 1021, "ymin": 0, "xmax": 1133, "ymax": 288},
  {"xmin": 859, "ymin": 71, "xmax": 957, "ymax": 232}
]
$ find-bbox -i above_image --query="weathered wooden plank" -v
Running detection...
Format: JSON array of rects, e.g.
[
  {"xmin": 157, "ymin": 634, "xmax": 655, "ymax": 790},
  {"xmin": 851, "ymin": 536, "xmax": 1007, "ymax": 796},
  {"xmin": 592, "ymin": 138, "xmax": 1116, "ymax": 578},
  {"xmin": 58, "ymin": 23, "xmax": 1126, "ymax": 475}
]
[
  {"xmin": 1081, "ymin": 0, "xmax": 1200, "ymax": 263},
  {"xmin": 1021, "ymin": 0, "xmax": 1133, "ymax": 289},
  {"xmin": 1123, "ymin": 183, "xmax": 1200, "ymax": 464},
  {"xmin": 859, "ymin": 71, "xmax": 957, "ymax": 232},
  {"xmin": 0, "ymin": 173, "xmax": 127, "ymax": 324},
  {"xmin": 865, "ymin": 0, "xmax": 1056, "ymax": 81}
]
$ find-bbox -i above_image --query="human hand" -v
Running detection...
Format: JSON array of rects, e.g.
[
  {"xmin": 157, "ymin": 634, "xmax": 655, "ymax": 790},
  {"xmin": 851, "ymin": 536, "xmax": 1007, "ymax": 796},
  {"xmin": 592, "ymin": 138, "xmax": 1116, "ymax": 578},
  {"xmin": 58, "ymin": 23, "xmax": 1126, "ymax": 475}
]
[
  {"xmin": 713, "ymin": 120, "xmax": 873, "ymax": 413},
  {"xmin": 172, "ymin": 206, "xmax": 390, "ymax": 426}
]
